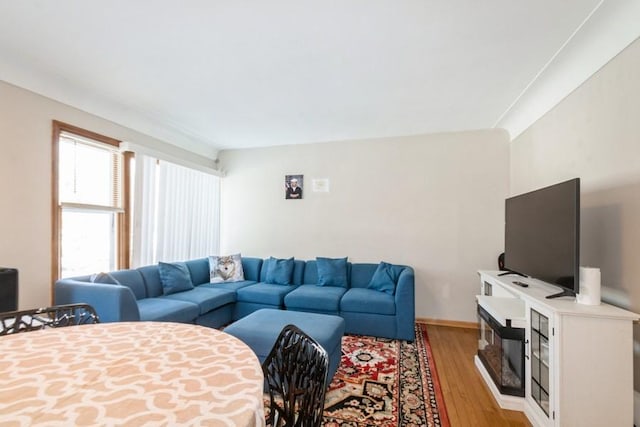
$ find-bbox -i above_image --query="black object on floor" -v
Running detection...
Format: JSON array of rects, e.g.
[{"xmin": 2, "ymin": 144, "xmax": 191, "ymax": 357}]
[{"xmin": 0, "ymin": 268, "xmax": 18, "ymax": 312}]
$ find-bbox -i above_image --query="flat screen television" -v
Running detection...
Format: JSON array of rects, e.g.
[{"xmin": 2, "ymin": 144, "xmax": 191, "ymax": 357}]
[{"xmin": 503, "ymin": 178, "xmax": 580, "ymax": 299}]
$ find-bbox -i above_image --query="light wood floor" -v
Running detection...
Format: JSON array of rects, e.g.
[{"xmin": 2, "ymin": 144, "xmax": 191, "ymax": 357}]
[{"xmin": 425, "ymin": 324, "xmax": 531, "ymax": 427}]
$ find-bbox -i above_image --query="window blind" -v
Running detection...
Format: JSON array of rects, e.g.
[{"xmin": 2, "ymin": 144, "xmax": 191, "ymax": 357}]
[{"xmin": 59, "ymin": 131, "xmax": 122, "ymax": 210}]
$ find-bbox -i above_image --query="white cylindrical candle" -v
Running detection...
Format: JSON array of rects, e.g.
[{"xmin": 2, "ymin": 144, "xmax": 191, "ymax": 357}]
[{"xmin": 577, "ymin": 266, "xmax": 601, "ymax": 305}]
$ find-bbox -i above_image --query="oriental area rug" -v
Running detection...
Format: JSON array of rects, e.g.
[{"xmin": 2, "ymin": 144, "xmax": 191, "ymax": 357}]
[{"xmin": 265, "ymin": 323, "xmax": 450, "ymax": 426}]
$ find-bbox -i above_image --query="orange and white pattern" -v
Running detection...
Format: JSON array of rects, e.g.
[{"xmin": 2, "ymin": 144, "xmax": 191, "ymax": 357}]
[{"xmin": 0, "ymin": 322, "xmax": 265, "ymax": 426}]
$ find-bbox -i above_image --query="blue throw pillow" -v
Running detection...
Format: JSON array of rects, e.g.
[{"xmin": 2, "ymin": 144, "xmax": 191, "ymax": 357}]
[
  {"xmin": 316, "ymin": 257, "xmax": 348, "ymax": 287},
  {"xmin": 265, "ymin": 257, "xmax": 295, "ymax": 285},
  {"xmin": 158, "ymin": 262, "xmax": 194, "ymax": 295},
  {"xmin": 368, "ymin": 262, "xmax": 402, "ymax": 295}
]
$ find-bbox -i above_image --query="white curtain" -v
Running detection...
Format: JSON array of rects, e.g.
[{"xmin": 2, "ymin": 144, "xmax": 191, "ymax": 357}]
[
  {"xmin": 131, "ymin": 154, "xmax": 158, "ymax": 267},
  {"xmin": 155, "ymin": 160, "xmax": 220, "ymax": 262},
  {"xmin": 131, "ymin": 155, "xmax": 220, "ymax": 266}
]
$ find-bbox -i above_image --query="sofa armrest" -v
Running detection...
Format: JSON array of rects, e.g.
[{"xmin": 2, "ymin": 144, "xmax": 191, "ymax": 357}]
[
  {"xmin": 395, "ymin": 267, "xmax": 416, "ymax": 341},
  {"xmin": 54, "ymin": 280, "xmax": 140, "ymax": 323}
]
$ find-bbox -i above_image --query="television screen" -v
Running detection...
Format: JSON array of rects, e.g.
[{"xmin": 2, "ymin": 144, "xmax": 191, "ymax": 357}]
[{"xmin": 504, "ymin": 178, "xmax": 580, "ymax": 297}]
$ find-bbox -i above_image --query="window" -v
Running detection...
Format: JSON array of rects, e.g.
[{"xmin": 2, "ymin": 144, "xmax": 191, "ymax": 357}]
[
  {"xmin": 52, "ymin": 122, "xmax": 218, "ymax": 287},
  {"xmin": 52, "ymin": 122, "xmax": 129, "ymax": 281}
]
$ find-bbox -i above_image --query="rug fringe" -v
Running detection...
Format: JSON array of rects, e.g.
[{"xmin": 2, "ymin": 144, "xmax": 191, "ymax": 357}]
[{"xmin": 415, "ymin": 322, "xmax": 451, "ymax": 427}]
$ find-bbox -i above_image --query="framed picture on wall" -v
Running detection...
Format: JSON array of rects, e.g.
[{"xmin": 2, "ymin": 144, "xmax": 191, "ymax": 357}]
[{"xmin": 285, "ymin": 174, "xmax": 303, "ymax": 200}]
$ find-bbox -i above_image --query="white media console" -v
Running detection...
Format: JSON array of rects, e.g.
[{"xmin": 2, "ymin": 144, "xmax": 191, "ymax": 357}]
[{"xmin": 475, "ymin": 271, "xmax": 639, "ymax": 427}]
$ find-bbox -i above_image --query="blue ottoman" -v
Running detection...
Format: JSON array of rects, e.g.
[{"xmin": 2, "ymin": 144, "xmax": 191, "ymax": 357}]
[{"xmin": 224, "ymin": 309, "xmax": 345, "ymax": 383}]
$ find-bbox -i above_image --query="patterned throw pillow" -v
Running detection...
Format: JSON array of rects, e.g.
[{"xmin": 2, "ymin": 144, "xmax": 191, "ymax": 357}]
[{"xmin": 209, "ymin": 254, "xmax": 245, "ymax": 283}]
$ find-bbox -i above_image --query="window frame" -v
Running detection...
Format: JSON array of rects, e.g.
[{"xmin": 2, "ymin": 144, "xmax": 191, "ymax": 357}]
[{"xmin": 51, "ymin": 121, "xmax": 131, "ymax": 300}]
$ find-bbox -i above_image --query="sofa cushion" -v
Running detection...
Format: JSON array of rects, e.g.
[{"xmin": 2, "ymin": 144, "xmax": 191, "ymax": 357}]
[
  {"xmin": 284, "ymin": 284, "xmax": 347, "ymax": 312},
  {"xmin": 137, "ymin": 265, "xmax": 163, "ymax": 298},
  {"xmin": 302, "ymin": 260, "xmax": 319, "ymax": 284},
  {"xmin": 236, "ymin": 283, "xmax": 297, "ymax": 306},
  {"xmin": 316, "ymin": 257, "xmax": 348, "ymax": 287},
  {"xmin": 349, "ymin": 263, "xmax": 380, "ymax": 288},
  {"xmin": 184, "ymin": 258, "xmax": 209, "ymax": 285},
  {"xmin": 265, "ymin": 257, "xmax": 295, "ymax": 285},
  {"xmin": 199, "ymin": 280, "xmax": 256, "ymax": 292},
  {"xmin": 158, "ymin": 262, "xmax": 194, "ymax": 295},
  {"xmin": 340, "ymin": 288, "xmax": 396, "ymax": 315},
  {"xmin": 137, "ymin": 298, "xmax": 199, "ymax": 322},
  {"xmin": 367, "ymin": 262, "xmax": 404, "ymax": 295},
  {"xmin": 241, "ymin": 257, "xmax": 263, "ymax": 282},
  {"xmin": 209, "ymin": 254, "xmax": 245, "ymax": 283},
  {"xmin": 107, "ymin": 269, "xmax": 147, "ymax": 300},
  {"xmin": 162, "ymin": 287, "xmax": 236, "ymax": 315}
]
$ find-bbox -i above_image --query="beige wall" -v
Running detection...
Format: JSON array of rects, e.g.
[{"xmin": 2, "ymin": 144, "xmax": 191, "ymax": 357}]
[
  {"xmin": 0, "ymin": 81, "xmax": 214, "ymax": 309},
  {"xmin": 511, "ymin": 39, "xmax": 640, "ymax": 388},
  {"xmin": 219, "ymin": 130, "xmax": 510, "ymax": 322}
]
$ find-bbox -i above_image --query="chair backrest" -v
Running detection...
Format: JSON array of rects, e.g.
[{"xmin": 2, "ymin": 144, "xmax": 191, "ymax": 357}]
[
  {"xmin": 262, "ymin": 324, "xmax": 329, "ymax": 427},
  {"xmin": 0, "ymin": 303, "xmax": 100, "ymax": 335}
]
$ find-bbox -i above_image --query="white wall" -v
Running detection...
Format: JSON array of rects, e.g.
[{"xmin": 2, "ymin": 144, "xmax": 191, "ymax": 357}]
[
  {"xmin": 219, "ymin": 130, "xmax": 510, "ymax": 322},
  {"xmin": 510, "ymin": 38, "xmax": 640, "ymax": 390},
  {"xmin": 0, "ymin": 80, "xmax": 214, "ymax": 309}
]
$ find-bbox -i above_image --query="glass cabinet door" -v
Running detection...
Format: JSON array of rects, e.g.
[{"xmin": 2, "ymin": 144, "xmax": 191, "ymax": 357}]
[{"xmin": 530, "ymin": 308, "xmax": 550, "ymax": 416}]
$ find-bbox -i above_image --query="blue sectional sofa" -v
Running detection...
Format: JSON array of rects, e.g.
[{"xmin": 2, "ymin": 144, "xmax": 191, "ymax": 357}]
[{"xmin": 55, "ymin": 257, "xmax": 416, "ymax": 340}]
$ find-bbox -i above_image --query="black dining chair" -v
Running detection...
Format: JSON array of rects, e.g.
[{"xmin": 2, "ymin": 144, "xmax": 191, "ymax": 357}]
[
  {"xmin": 0, "ymin": 303, "xmax": 100, "ymax": 335},
  {"xmin": 262, "ymin": 324, "xmax": 329, "ymax": 427}
]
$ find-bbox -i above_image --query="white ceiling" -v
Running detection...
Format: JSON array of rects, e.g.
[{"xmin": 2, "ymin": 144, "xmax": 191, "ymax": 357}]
[{"xmin": 0, "ymin": 1, "xmax": 638, "ymax": 157}]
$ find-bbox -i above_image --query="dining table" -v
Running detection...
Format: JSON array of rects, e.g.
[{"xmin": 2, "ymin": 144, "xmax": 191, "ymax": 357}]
[{"xmin": 0, "ymin": 321, "xmax": 265, "ymax": 426}]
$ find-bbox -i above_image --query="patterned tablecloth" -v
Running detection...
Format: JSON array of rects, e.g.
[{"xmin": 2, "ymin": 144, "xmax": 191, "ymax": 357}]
[{"xmin": 0, "ymin": 322, "xmax": 265, "ymax": 426}]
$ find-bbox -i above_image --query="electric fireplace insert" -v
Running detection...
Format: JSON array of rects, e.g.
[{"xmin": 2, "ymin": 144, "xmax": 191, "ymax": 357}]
[{"xmin": 477, "ymin": 304, "xmax": 525, "ymax": 397}]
